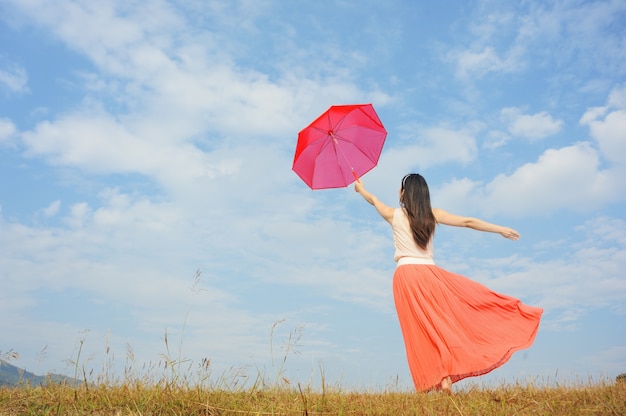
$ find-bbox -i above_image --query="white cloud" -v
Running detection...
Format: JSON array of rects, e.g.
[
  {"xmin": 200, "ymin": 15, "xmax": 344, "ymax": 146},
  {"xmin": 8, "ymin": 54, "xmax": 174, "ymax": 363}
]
[
  {"xmin": 459, "ymin": 86, "xmax": 626, "ymax": 217},
  {"xmin": 434, "ymin": 140, "xmax": 622, "ymax": 218},
  {"xmin": 578, "ymin": 216, "xmax": 626, "ymax": 247},
  {"xmin": 381, "ymin": 125, "xmax": 478, "ymax": 172},
  {"xmin": 501, "ymin": 107, "xmax": 563, "ymax": 141},
  {"xmin": 42, "ymin": 200, "xmax": 61, "ymax": 218},
  {"xmin": 0, "ymin": 118, "xmax": 17, "ymax": 145},
  {"xmin": 450, "ymin": 44, "xmax": 528, "ymax": 80},
  {"xmin": 431, "ymin": 177, "xmax": 479, "ymax": 212},
  {"xmin": 580, "ymin": 85, "xmax": 626, "ymax": 166},
  {"xmin": 587, "ymin": 110, "xmax": 626, "ymax": 165},
  {"xmin": 9, "ymin": 0, "xmax": 181, "ymax": 79},
  {"xmin": 452, "ymin": 47, "xmax": 501, "ymax": 79},
  {"xmin": 483, "ymin": 142, "xmax": 618, "ymax": 216},
  {"xmin": 64, "ymin": 202, "xmax": 91, "ymax": 228},
  {"xmin": 579, "ymin": 106, "xmax": 608, "ymax": 125},
  {"xmin": 482, "ymin": 129, "xmax": 511, "ymax": 150},
  {"xmin": 449, "ymin": 1, "xmax": 626, "ymax": 80},
  {"xmin": 10, "ymin": 0, "xmax": 377, "ymax": 203},
  {"xmin": 0, "ymin": 60, "xmax": 28, "ymax": 93},
  {"xmin": 4, "ymin": 0, "xmax": 369, "ymax": 146},
  {"xmin": 22, "ymin": 110, "xmax": 166, "ymax": 174},
  {"xmin": 608, "ymin": 84, "xmax": 626, "ymax": 108}
]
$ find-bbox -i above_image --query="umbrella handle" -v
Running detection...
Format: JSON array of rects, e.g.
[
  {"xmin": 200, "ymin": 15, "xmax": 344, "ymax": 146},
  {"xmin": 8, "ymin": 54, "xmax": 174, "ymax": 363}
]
[{"xmin": 352, "ymin": 170, "xmax": 360, "ymax": 182}]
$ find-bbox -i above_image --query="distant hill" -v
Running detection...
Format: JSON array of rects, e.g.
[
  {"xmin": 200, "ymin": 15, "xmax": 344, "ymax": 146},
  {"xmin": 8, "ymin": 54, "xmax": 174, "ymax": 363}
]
[{"xmin": 0, "ymin": 360, "xmax": 79, "ymax": 387}]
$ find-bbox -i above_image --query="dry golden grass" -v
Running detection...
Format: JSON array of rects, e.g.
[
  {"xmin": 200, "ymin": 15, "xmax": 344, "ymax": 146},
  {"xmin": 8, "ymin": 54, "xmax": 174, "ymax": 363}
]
[
  {"xmin": 1, "ymin": 380, "xmax": 625, "ymax": 415},
  {"xmin": 2, "ymin": 295, "xmax": 624, "ymax": 415}
]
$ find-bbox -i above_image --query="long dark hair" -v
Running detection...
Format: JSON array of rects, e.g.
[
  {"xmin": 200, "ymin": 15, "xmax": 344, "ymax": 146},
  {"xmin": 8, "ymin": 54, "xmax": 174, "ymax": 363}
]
[{"xmin": 400, "ymin": 173, "xmax": 436, "ymax": 249}]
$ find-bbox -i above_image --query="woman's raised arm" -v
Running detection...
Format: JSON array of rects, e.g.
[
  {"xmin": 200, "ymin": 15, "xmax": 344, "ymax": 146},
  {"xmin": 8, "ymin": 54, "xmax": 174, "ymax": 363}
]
[
  {"xmin": 433, "ymin": 208, "xmax": 520, "ymax": 240},
  {"xmin": 354, "ymin": 181, "xmax": 395, "ymax": 223}
]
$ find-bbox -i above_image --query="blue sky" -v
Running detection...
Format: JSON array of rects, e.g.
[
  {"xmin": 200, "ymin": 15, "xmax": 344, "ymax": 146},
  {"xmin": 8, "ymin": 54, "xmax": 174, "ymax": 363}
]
[{"xmin": 1, "ymin": 0, "xmax": 625, "ymax": 390}]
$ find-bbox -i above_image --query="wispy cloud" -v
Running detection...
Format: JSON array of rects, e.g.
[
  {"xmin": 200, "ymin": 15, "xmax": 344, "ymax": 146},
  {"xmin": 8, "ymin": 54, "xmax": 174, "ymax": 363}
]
[
  {"xmin": 0, "ymin": 58, "xmax": 28, "ymax": 94},
  {"xmin": 580, "ymin": 84, "xmax": 626, "ymax": 166},
  {"xmin": 500, "ymin": 108, "xmax": 563, "ymax": 141},
  {"xmin": 448, "ymin": 0, "xmax": 626, "ymax": 81},
  {"xmin": 0, "ymin": 118, "xmax": 17, "ymax": 145}
]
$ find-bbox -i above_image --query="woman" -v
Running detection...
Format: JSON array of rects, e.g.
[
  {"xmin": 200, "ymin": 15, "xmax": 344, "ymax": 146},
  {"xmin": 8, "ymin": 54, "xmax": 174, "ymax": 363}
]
[{"xmin": 355, "ymin": 173, "xmax": 542, "ymax": 394}]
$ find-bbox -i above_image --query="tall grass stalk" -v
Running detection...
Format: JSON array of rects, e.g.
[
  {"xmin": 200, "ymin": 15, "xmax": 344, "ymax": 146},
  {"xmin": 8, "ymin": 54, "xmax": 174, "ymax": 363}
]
[
  {"xmin": 268, "ymin": 319, "xmax": 304, "ymax": 388},
  {"xmin": 62, "ymin": 330, "xmax": 91, "ymax": 388},
  {"xmin": 158, "ymin": 269, "xmax": 206, "ymax": 389}
]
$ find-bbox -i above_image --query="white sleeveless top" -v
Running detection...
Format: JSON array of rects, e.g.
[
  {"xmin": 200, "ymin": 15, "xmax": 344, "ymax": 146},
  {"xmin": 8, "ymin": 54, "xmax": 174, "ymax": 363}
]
[{"xmin": 391, "ymin": 208, "xmax": 434, "ymax": 263}]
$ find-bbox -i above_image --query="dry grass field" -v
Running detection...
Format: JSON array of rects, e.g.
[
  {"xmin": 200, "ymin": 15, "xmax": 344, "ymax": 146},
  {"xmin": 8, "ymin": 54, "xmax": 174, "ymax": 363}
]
[{"xmin": 1, "ymin": 378, "xmax": 625, "ymax": 415}]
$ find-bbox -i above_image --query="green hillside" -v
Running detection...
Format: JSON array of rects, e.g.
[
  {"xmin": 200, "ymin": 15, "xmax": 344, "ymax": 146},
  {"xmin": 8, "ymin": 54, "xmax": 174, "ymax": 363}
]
[{"xmin": 0, "ymin": 361, "xmax": 77, "ymax": 387}]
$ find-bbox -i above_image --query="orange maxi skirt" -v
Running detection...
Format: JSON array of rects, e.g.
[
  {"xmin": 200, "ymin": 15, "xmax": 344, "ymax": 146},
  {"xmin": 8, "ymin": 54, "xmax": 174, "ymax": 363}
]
[{"xmin": 393, "ymin": 264, "xmax": 543, "ymax": 392}]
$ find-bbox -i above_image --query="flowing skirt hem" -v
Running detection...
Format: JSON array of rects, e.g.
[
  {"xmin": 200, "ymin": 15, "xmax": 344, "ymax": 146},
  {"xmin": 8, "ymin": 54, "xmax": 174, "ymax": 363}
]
[
  {"xmin": 392, "ymin": 264, "xmax": 543, "ymax": 393},
  {"xmin": 426, "ymin": 333, "xmax": 539, "ymax": 392}
]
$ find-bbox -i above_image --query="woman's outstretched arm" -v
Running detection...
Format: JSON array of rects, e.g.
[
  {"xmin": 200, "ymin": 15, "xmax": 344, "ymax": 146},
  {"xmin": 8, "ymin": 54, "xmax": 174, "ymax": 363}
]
[
  {"xmin": 354, "ymin": 181, "xmax": 395, "ymax": 223},
  {"xmin": 433, "ymin": 208, "xmax": 520, "ymax": 240}
]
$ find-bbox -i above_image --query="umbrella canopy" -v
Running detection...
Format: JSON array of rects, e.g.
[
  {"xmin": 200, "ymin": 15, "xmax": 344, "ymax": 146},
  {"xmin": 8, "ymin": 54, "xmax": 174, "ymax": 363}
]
[{"xmin": 292, "ymin": 104, "xmax": 387, "ymax": 190}]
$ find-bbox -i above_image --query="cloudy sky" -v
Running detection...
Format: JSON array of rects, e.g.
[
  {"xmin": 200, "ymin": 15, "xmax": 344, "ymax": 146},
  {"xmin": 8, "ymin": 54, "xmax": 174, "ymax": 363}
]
[{"xmin": 1, "ymin": 0, "xmax": 625, "ymax": 390}]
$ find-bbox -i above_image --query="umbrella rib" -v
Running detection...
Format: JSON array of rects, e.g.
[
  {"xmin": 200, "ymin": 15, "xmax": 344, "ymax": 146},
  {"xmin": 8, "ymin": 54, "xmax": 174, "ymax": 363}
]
[
  {"xmin": 356, "ymin": 106, "xmax": 384, "ymax": 128},
  {"xmin": 303, "ymin": 127, "xmax": 336, "ymax": 159},
  {"xmin": 332, "ymin": 130, "xmax": 383, "ymax": 164},
  {"xmin": 333, "ymin": 106, "xmax": 384, "ymax": 132},
  {"xmin": 330, "ymin": 133, "xmax": 355, "ymax": 173}
]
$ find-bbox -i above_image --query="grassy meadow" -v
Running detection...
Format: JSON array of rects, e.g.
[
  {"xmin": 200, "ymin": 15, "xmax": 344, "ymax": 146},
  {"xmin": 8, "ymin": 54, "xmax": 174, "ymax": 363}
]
[{"xmin": 1, "ymin": 377, "xmax": 625, "ymax": 415}]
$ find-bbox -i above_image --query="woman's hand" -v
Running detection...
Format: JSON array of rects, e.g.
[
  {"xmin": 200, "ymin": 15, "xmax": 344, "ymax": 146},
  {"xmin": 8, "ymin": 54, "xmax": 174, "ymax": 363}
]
[
  {"xmin": 499, "ymin": 227, "xmax": 520, "ymax": 241},
  {"xmin": 354, "ymin": 180, "xmax": 365, "ymax": 194}
]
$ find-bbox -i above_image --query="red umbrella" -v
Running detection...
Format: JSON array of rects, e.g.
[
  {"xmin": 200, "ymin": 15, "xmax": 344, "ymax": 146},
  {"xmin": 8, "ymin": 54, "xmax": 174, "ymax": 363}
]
[{"xmin": 292, "ymin": 104, "xmax": 387, "ymax": 190}]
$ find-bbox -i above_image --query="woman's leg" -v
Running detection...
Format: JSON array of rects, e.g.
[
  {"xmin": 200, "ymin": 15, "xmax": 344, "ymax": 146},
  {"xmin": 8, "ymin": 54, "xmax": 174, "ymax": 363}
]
[{"xmin": 441, "ymin": 376, "xmax": 452, "ymax": 395}]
